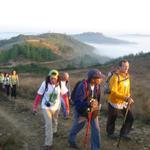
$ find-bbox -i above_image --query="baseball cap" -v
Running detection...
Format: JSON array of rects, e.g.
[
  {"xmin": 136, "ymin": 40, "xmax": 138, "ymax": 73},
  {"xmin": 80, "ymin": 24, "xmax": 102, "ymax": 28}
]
[{"xmin": 48, "ymin": 69, "xmax": 59, "ymax": 79}]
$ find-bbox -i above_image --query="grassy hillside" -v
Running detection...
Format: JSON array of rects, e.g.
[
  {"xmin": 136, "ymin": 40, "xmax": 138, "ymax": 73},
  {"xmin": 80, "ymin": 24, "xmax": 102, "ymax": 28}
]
[
  {"xmin": 0, "ymin": 43, "xmax": 60, "ymax": 63},
  {"xmin": 0, "ymin": 33, "xmax": 94, "ymax": 57},
  {"xmin": 13, "ymin": 51, "xmax": 149, "ymax": 121},
  {"xmin": 0, "ymin": 33, "xmax": 110, "ymax": 67},
  {"xmin": 38, "ymin": 33, "xmax": 94, "ymax": 55},
  {"xmin": 0, "ymin": 52, "xmax": 149, "ymax": 150}
]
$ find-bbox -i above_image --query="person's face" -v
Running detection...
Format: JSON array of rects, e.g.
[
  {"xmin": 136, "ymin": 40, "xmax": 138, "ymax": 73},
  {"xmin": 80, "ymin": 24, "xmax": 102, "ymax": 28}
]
[
  {"xmin": 119, "ymin": 61, "xmax": 129, "ymax": 74},
  {"xmin": 13, "ymin": 71, "xmax": 16, "ymax": 75},
  {"xmin": 91, "ymin": 78, "xmax": 103, "ymax": 85},
  {"xmin": 50, "ymin": 77, "xmax": 58, "ymax": 84},
  {"xmin": 64, "ymin": 74, "xmax": 69, "ymax": 81}
]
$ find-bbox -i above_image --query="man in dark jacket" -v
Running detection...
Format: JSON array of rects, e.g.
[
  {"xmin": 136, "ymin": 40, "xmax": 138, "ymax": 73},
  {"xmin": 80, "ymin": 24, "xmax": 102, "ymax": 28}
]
[{"xmin": 68, "ymin": 69, "xmax": 104, "ymax": 150}]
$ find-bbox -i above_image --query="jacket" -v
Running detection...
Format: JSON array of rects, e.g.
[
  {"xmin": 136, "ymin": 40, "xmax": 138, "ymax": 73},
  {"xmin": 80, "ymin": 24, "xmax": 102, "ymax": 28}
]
[
  {"xmin": 74, "ymin": 80, "xmax": 101, "ymax": 116},
  {"xmin": 108, "ymin": 72, "xmax": 130, "ymax": 105}
]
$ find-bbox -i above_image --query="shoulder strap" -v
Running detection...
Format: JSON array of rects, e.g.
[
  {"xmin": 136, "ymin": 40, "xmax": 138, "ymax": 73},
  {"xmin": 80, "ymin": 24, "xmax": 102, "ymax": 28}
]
[
  {"xmin": 114, "ymin": 73, "xmax": 120, "ymax": 83},
  {"xmin": 115, "ymin": 73, "xmax": 129, "ymax": 83},
  {"xmin": 106, "ymin": 72, "xmax": 113, "ymax": 82},
  {"xmin": 82, "ymin": 79, "xmax": 89, "ymax": 98}
]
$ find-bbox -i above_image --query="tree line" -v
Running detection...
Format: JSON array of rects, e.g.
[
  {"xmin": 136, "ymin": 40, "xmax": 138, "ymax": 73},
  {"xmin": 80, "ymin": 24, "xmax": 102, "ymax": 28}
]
[{"xmin": 0, "ymin": 43, "xmax": 59, "ymax": 62}]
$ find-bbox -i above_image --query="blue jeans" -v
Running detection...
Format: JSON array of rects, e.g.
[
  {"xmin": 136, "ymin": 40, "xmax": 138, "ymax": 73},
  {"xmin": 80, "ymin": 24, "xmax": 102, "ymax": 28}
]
[
  {"xmin": 69, "ymin": 109, "xmax": 101, "ymax": 150},
  {"xmin": 61, "ymin": 98, "xmax": 67, "ymax": 118}
]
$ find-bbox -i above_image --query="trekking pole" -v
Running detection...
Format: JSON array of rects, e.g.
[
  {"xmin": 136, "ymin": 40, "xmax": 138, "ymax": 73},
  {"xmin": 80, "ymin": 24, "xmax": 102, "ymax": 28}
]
[
  {"xmin": 83, "ymin": 110, "xmax": 92, "ymax": 148},
  {"xmin": 117, "ymin": 104, "xmax": 130, "ymax": 148}
]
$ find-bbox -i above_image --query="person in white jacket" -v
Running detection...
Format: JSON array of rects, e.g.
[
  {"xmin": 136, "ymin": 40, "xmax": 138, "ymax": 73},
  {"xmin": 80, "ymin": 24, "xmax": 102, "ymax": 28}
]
[
  {"xmin": 3, "ymin": 73, "xmax": 11, "ymax": 96},
  {"xmin": 33, "ymin": 69, "xmax": 61, "ymax": 150}
]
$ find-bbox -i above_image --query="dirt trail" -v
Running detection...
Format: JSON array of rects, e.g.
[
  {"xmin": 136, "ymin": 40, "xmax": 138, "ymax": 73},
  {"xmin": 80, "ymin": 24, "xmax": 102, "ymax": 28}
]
[
  {"xmin": 0, "ymin": 97, "xmax": 44, "ymax": 150},
  {"xmin": 0, "ymin": 95, "xmax": 150, "ymax": 150}
]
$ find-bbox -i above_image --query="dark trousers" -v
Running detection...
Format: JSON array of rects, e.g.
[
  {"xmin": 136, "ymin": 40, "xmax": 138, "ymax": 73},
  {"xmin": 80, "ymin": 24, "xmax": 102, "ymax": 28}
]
[
  {"xmin": 5, "ymin": 85, "xmax": 10, "ymax": 96},
  {"xmin": 11, "ymin": 85, "xmax": 17, "ymax": 98},
  {"xmin": 106, "ymin": 103, "xmax": 134, "ymax": 136},
  {"xmin": 0, "ymin": 83, "xmax": 3, "ymax": 91}
]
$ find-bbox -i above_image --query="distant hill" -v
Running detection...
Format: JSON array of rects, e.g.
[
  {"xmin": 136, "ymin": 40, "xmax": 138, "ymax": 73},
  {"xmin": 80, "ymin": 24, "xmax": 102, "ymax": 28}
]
[
  {"xmin": 0, "ymin": 33, "xmax": 110, "ymax": 66},
  {"xmin": 0, "ymin": 33, "xmax": 94, "ymax": 55},
  {"xmin": 0, "ymin": 32, "xmax": 37, "ymax": 40},
  {"xmin": 120, "ymin": 34, "xmax": 150, "ymax": 37},
  {"xmin": 72, "ymin": 32, "xmax": 135, "ymax": 44}
]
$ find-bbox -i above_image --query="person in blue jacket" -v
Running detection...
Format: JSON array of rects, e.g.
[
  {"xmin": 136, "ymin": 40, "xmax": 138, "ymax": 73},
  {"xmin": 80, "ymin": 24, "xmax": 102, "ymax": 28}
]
[{"xmin": 68, "ymin": 69, "xmax": 104, "ymax": 150}]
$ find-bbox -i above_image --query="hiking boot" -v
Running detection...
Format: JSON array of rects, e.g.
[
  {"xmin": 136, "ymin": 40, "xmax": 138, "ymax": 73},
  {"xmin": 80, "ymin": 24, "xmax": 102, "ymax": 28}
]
[
  {"xmin": 121, "ymin": 134, "xmax": 131, "ymax": 141},
  {"xmin": 68, "ymin": 140, "xmax": 79, "ymax": 149},
  {"xmin": 42, "ymin": 145, "xmax": 53, "ymax": 150},
  {"xmin": 53, "ymin": 132, "xmax": 59, "ymax": 138},
  {"xmin": 107, "ymin": 133, "xmax": 118, "ymax": 139},
  {"xmin": 130, "ymin": 127, "xmax": 135, "ymax": 131},
  {"xmin": 64, "ymin": 116, "xmax": 70, "ymax": 120}
]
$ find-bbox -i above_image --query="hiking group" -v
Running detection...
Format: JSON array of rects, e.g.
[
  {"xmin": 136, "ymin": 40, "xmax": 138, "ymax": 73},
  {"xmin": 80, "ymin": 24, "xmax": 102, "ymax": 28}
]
[
  {"xmin": 0, "ymin": 70, "xmax": 19, "ymax": 100},
  {"xmin": 33, "ymin": 59, "xmax": 134, "ymax": 150}
]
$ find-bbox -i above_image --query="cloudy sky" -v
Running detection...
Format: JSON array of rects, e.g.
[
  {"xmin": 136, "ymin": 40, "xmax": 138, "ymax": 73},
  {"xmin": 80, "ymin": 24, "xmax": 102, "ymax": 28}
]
[{"xmin": 0, "ymin": 0, "xmax": 150, "ymax": 34}]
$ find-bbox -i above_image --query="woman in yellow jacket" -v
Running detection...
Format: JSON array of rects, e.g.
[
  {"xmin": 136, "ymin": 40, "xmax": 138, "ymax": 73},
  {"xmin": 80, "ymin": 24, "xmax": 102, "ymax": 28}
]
[
  {"xmin": 106, "ymin": 59, "xmax": 134, "ymax": 139},
  {"xmin": 10, "ymin": 70, "xmax": 19, "ymax": 99}
]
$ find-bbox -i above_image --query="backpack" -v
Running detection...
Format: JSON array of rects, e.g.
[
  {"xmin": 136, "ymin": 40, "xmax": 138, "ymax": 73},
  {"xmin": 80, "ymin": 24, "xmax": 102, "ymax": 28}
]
[
  {"xmin": 71, "ymin": 79, "xmax": 88, "ymax": 105},
  {"xmin": 104, "ymin": 71, "xmax": 115, "ymax": 95},
  {"xmin": 104, "ymin": 72, "xmax": 128, "ymax": 95}
]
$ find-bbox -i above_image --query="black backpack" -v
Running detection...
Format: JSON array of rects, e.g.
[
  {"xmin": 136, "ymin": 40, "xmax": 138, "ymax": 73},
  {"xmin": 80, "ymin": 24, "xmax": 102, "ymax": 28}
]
[{"xmin": 71, "ymin": 79, "xmax": 88, "ymax": 105}]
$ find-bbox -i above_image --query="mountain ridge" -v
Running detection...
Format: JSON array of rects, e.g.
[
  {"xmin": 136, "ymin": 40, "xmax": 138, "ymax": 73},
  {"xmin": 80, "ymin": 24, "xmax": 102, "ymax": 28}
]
[
  {"xmin": 72, "ymin": 32, "xmax": 136, "ymax": 44},
  {"xmin": 0, "ymin": 33, "xmax": 110, "ymax": 66}
]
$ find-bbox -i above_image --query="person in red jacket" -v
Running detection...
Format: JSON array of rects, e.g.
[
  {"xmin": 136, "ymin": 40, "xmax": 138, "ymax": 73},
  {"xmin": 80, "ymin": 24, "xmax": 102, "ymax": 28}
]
[{"xmin": 60, "ymin": 72, "xmax": 70, "ymax": 119}]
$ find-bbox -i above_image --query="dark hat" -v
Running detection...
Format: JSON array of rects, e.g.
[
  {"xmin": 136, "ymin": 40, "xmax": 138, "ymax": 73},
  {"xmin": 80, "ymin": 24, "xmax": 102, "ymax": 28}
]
[{"xmin": 88, "ymin": 69, "xmax": 105, "ymax": 80}]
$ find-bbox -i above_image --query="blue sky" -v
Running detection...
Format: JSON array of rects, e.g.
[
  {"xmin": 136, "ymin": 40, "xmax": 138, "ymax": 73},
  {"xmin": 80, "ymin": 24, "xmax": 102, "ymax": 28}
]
[{"xmin": 0, "ymin": 0, "xmax": 150, "ymax": 34}]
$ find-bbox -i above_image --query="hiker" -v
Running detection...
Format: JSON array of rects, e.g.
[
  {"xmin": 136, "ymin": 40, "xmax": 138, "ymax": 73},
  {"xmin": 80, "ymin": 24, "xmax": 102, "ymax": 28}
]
[
  {"xmin": 106, "ymin": 59, "xmax": 134, "ymax": 139},
  {"xmin": 3, "ymin": 72, "xmax": 11, "ymax": 96},
  {"xmin": 68, "ymin": 69, "xmax": 104, "ymax": 150},
  {"xmin": 33, "ymin": 69, "xmax": 61, "ymax": 150},
  {"xmin": 10, "ymin": 70, "xmax": 19, "ymax": 99},
  {"xmin": 0, "ymin": 72, "xmax": 4, "ymax": 91},
  {"xmin": 60, "ymin": 72, "xmax": 70, "ymax": 119}
]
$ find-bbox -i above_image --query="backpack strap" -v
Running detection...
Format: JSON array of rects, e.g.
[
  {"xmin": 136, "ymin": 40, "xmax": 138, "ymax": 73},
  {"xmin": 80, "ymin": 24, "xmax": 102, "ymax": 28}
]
[
  {"xmin": 95, "ymin": 84, "xmax": 101, "ymax": 103},
  {"xmin": 115, "ymin": 73, "xmax": 129, "ymax": 83},
  {"xmin": 106, "ymin": 72, "xmax": 114, "ymax": 83},
  {"xmin": 83, "ymin": 80, "xmax": 101, "ymax": 103},
  {"xmin": 82, "ymin": 79, "xmax": 89, "ymax": 98}
]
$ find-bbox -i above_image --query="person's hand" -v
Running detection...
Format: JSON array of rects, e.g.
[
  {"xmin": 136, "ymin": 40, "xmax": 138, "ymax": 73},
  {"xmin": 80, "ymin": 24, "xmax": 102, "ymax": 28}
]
[
  {"xmin": 126, "ymin": 97, "xmax": 134, "ymax": 105},
  {"xmin": 32, "ymin": 110, "xmax": 37, "ymax": 115},
  {"xmin": 90, "ymin": 99, "xmax": 99, "ymax": 111}
]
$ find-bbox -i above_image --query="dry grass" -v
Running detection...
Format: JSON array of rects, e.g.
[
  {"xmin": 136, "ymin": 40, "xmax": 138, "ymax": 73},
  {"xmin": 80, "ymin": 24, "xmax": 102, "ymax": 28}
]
[
  {"xmin": 18, "ymin": 74, "xmax": 44, "ymax": 99},
  {"xmin": 18, "ymin": 54, "xmax": 150, "ymax": 121}
]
